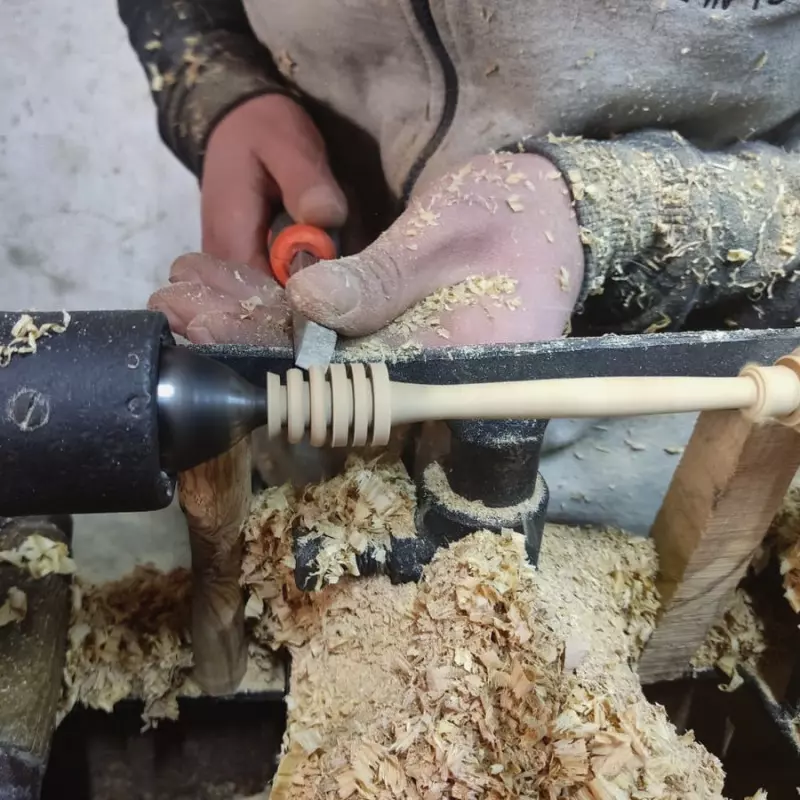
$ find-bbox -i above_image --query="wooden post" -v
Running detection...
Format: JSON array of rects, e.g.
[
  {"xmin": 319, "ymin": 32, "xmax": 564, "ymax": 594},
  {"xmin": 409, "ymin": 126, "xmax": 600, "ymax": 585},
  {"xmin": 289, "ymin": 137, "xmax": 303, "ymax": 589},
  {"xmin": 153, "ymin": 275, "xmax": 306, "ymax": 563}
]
[
  {"xmin": 0, "ymin": 516, "xmax": 72, "ymax": 799},
  {"xmin": 179, "ymin": 438, "xmax": 251, "ymax": 696},
  {"xmin": 639, "ymin": 411, "xmax": 800, "ymax": 684}
]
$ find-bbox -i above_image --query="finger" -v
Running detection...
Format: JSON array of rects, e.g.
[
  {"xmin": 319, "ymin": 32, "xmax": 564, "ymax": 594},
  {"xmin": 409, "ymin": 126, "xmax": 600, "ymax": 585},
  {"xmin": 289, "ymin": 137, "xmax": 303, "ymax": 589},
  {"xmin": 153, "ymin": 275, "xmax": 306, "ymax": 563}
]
[
  {"xmin": 201, "ymin": 147, "xmax": 275, "ymax": 274},
  {"xmin": 254, "ymin": 104, "xmax": 347, "ymax": 229},
  {"xmin": 169, "ymin": 253, "xmax": 285, "ymax": 304},
  {"xmin": 148, "ymin": 283, "xmax": 243, "ymax": 337},
  {"xmin": 185, "ymin": 309, "xmax": 291, "ymax": 347}
]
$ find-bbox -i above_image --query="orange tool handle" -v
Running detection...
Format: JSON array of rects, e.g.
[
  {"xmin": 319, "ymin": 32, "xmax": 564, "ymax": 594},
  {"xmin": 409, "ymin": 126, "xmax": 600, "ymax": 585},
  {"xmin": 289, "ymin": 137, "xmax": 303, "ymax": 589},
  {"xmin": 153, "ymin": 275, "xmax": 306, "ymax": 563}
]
[{"xmin": 268, "ymin": 222, "xmax": 337, "ymax": 287}]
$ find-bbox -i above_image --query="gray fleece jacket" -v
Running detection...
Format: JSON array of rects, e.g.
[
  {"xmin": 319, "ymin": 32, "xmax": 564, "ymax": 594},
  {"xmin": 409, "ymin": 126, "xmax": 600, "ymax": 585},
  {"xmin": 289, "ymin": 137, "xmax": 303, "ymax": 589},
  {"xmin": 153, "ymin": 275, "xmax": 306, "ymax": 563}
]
[{"xmin": 120, "ymin": 0, "xmax": 800, "ymax": 334}]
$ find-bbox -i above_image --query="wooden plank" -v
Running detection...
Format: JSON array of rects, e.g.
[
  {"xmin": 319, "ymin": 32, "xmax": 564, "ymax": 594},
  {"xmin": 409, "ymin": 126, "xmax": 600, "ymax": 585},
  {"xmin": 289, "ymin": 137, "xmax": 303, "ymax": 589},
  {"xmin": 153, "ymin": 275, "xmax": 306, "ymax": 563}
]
[
  {"xmin": 179, "ymin": 438, "xmax": 251, "ymax": 696},
  {"xmin": 638, "ymin": 411, "xmax": 800, "ymax": 684},
  {"xmin": 0, "ymin": 516, "xmax": 72, "ymax": 800}
]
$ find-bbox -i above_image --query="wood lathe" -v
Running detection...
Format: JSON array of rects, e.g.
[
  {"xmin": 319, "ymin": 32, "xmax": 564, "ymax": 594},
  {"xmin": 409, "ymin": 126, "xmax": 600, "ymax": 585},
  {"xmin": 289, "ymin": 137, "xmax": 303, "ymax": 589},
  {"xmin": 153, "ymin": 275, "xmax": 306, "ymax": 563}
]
[
  {"xmin": 4, "ymin": 309, "xmax": 800, "ymax": 797},
  {"xmin": 3, "ymin": 308, "xmax": 800, "ymax": 519}
]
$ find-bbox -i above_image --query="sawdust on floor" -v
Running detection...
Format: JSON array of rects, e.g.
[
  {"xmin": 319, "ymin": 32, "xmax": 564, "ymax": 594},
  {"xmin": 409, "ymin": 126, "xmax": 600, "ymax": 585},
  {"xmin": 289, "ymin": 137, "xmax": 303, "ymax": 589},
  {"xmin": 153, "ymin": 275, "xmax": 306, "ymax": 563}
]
[{"xmin": 239, "ymin": 457, "xmax": 723, "ymax": 800}]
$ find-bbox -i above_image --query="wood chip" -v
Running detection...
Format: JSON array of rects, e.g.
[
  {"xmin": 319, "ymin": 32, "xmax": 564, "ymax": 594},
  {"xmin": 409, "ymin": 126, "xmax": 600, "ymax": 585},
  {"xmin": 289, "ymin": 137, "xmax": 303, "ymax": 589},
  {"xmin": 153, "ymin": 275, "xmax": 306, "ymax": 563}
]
[
  {"xmin": 506, "ymin": 195, "xmax": 524, "ymax": 212},
  {"xmin": 0, "ymin": 533, "xmax": 76, "ymax": 578},
  {"xmin": 0, "ymin": 311, "xmax": 70, "ymax": 367},
  {"xmin": 0, "ymin": 586, "xmax": 27, "ymax": 627},
  {"xmin": 241, "ymin": 295, "xmax": 265, "ymax": 313}
]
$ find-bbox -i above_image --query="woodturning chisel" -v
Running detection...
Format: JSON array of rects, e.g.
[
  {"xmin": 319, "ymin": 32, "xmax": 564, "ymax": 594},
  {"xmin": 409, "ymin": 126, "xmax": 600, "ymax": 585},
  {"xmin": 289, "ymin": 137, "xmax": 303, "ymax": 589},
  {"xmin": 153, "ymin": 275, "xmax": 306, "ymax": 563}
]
[{"xmin": 267, "ymin": 212, "xmax": 339, "ymax": 370}]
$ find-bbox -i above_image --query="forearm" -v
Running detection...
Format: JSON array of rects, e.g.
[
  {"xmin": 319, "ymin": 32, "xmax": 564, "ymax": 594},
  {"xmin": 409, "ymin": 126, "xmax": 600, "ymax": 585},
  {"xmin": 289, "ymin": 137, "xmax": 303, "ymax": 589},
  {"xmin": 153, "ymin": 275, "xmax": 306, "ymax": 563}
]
[
  {"xmin": 517, "ymin": 131, "xmax": 800, "ymax": 333},
  {"xmin": 119, "ymin": 0, "xmax": 288, "ymax": 176}
]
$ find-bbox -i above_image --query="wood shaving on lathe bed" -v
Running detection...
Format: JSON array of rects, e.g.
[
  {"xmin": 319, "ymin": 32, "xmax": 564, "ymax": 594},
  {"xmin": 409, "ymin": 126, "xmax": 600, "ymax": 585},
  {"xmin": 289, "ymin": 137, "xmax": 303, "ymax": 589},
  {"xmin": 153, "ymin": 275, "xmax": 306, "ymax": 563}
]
[
  {"xmin": 241, "ymin": 457, "xmax": 724, "ymax": 799},
  {"xmin": 0, "ymin": 311, "xmax": 70, "ymax": 367},
  {"xmin": 690, "ymin": 590, "xmax": 766, "ymax": 692}
]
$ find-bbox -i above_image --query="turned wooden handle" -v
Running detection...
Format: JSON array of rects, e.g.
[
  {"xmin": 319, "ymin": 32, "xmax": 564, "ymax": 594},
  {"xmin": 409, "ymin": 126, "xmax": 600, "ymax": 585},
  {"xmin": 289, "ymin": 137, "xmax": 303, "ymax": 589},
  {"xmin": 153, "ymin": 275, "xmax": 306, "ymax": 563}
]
[
  {"xmin": 260, "ymin": 353, "xmax": 800, "ymax": 448},
  {"xmin": 178, "ymin": 437, "xmax": 251, "ymax": 696}
]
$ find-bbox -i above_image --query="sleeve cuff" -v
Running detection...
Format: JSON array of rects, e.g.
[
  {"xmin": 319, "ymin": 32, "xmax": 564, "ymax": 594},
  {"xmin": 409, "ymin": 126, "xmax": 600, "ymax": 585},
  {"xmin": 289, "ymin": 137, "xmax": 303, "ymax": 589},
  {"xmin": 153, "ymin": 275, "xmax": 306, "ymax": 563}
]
[{"xmin": 154, "ymin": 40, "xmax": 291, "ymax": 177}]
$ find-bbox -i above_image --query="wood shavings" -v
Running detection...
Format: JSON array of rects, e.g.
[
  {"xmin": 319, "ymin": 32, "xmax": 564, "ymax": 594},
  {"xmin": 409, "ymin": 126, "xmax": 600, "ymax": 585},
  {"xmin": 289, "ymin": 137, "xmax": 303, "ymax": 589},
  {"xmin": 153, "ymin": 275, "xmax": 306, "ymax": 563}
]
[
  {"xmin": 240, "ymin": 460, "xmax": 723, "ymax": 799},
  {"xmin": 506, "ymin": 195, "xmax": 524, "ymax": 212},
  {"xmin": 61, "ymin": 566, "xmax": 194, "ymax": 727},
  {"xmin": 295, "ymin": 457, "xmax": 416, "ymax": 586},
  {"xmin": 664, "ymin": 446, "xmax": 685, "ymax": 456},
  {"xmin": 624, "ymin": 439, "xmax": 646, "ymax": 452},
  {"xmin": 0, "ymin": 311, "xmax": 70, "ymax": 367},
  {"xmin": 0, "ymin": 586, "xmax": 27, "ymax": 627},
  {"xmin": 0, "ymin": 533, "xmax": 76, "ymax": 578},
  {"xmin": 691, "ymin": 590, "xmax": 766, "ymax": 690},
  {"xmin": 144, "ymin": 39, "xmax": 161, "ymax": 50},
  {"xmin": 62, "ymin": 564, "xmax": 282, "ymax": 728},
  {"xmin": 558, "ymin": 266, "xmax": 571, "ymax": 292}
]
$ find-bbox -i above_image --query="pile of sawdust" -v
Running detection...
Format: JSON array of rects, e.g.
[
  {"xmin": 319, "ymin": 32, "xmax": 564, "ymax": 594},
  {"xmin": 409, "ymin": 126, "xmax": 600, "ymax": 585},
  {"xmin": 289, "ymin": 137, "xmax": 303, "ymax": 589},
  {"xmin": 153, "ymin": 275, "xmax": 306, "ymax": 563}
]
[
  {"xmin": 0, "ymin": 311, "xmax": 70, "ymax": 367},
  {"xmin": 61, "ymin": 565, "xmax": 194, "ymax": 727},
  {"xmin": 691, "ymin": 590, "xmax": 766, "ymax": 692},
  {"xmin": 240, "ymin": 458, "xmax": 723, "ymax": 799},
  {"xmin": 294, "ymin": 457, "xmax": 416, "ymax": 585},
  {"xmin": 243, "ymin": 456, "xmax": 416, "ymax": 614},
  {"xmin": 61, "ymin": 563, "xmax": 284, "ymax": 728}
]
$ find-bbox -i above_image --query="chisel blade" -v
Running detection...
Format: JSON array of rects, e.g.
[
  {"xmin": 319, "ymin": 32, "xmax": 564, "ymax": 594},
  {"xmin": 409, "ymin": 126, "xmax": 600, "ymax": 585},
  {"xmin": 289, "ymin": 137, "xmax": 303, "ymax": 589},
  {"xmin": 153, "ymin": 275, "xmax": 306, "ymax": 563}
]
[{"xmin": 292, "ymin": 312, "xmax": 337, "ymax": 370}]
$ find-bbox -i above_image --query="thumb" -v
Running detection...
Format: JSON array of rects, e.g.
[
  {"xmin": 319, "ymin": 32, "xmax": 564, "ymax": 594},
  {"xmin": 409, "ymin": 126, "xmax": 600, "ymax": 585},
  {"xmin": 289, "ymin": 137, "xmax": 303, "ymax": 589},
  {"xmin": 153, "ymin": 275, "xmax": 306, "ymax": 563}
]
[{"xmin": 286, "ymin": 234, "xmax": 468, "ymax": 337}]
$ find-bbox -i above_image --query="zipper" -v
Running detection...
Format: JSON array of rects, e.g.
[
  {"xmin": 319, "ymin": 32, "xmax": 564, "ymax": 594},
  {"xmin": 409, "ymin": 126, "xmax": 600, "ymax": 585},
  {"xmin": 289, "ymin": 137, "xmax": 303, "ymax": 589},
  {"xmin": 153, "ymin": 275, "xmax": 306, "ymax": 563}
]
[{"xmin": 401, "ymin": 0, "xmax": 459, "ymax": 202}]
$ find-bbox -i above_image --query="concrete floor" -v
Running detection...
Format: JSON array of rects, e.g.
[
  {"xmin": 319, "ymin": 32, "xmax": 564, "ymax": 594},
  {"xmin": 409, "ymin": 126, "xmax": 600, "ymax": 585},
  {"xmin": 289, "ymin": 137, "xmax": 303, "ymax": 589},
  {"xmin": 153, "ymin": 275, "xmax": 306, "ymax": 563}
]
[{"xmin": 0, "ymin": 0, "xmax": 692, "ymax": 581}]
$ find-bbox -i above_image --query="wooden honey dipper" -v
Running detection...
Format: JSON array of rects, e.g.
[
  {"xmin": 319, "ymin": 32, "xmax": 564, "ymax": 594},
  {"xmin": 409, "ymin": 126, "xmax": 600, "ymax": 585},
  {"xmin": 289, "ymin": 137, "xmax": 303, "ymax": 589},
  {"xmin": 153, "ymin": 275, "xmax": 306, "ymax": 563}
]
[{"xmin": 262, "ymin": 351, "xmax": 800, "ymax": 448}]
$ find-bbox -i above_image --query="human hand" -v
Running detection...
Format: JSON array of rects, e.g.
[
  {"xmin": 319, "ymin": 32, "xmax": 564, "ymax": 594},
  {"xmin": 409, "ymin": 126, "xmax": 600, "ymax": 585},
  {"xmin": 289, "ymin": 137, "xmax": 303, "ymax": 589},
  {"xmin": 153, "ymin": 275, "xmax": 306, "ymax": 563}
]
[
  {"xmin": 150, "ymin": 153, "xmax": 584, "ymax": 348},
  {"xmin": 289, "ymin": 152, "xmax": 585, "ymax": 347},
  {"xmin": 200, "ymin": 94, "xmax": 347, "ymax": 275}
]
